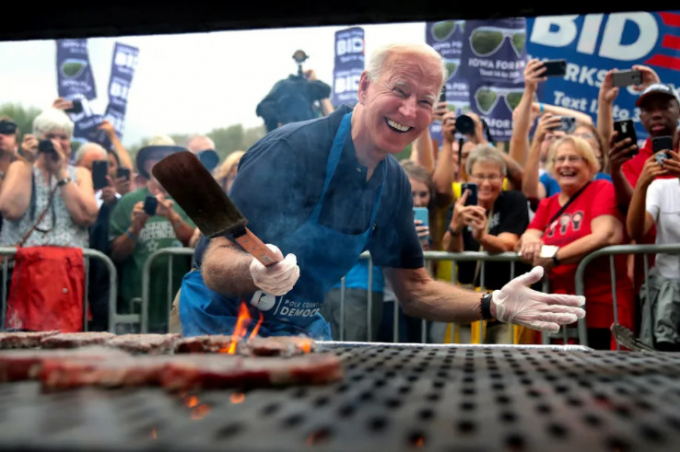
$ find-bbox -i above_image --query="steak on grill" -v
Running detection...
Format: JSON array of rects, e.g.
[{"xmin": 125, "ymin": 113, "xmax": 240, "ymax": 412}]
[
  {"xmin": 245, "ymin": 336, "xmax": 316, "ymax": 357},
  {"xmin": 40, "ymin": 332, "xmax": 116, "ymax": 349},
  {"xmin": 0, "ymin": 331, "xmax": 60, "ymax": 349},
  {"xmin": 173, "ymin": 335, "xmax": 240, "ymax": 354},
  {"xmin": 40, "ymin": 356, "xmax": 175, "ymax": 390},
  {"xmin": 0, "ymin": 347, "xmax": 129, "ymax": 382},
  {"xmin": 107, "ymin": 334, "xmax": 180, "ymax": 355},
  {"xmin": 161, "ymin": 353, "xmax": 343, "ymax": 392}
]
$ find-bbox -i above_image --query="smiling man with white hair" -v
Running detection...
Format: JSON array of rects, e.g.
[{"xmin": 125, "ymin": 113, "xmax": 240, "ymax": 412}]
[{"xmin": 180, "ymin": 43, "xmax": 586, "ymax": 340}]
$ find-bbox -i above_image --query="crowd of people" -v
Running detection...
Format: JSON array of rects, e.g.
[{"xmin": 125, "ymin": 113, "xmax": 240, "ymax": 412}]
[{"xmin": 0, "ymin": 42, "xmax": 677, "ymax": 351}]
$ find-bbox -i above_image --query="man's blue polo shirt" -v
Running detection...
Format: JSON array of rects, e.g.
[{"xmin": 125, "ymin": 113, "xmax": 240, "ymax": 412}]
[{"xmin": 194, "ymin": 105, "xmax": 424, "ymax": 271}]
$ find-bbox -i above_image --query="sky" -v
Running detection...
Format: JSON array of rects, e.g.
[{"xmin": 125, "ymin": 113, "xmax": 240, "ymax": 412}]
[{"xmin": 0, "ymin": 22, "xmax": 427, "ymax": 147}]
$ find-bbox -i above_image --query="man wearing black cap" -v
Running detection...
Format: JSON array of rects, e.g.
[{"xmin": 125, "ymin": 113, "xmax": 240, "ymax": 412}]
[{"xmin": 109, "ymin": 144, "xmax": 196, "ymax": 332}]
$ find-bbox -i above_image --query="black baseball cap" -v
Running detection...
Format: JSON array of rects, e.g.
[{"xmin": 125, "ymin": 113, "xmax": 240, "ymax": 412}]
[{"xmin": 635, "ymin": 83, "xmax": 680, "ymax": 107}]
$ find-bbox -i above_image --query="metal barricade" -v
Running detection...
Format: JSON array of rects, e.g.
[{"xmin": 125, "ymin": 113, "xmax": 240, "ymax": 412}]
[
  {"xmin": 575, "ymin": 243, "xmax": 680, "ymax": 351},
  {"xmin": 141, "ymin": 247, "xmax": 195, "ymax": 333},
  {"xmin": 0, "ymin": 247, "xmax": 118, "ymax": 333}
]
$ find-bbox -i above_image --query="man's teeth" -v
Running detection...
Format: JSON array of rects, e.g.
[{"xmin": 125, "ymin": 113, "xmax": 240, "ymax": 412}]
[{"xmin": 387, "ymin": 119, "xmax": 411, "ymax": 132}]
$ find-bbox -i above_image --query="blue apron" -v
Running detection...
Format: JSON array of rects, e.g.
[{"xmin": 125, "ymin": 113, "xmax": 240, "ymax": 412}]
[{"xmin": 179, "ymin": 112, "xmax": 386, "ymax": 339}]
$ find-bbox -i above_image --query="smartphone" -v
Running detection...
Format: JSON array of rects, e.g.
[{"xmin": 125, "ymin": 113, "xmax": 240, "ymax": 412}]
[
  {"xmin": 413, "ymin": 207, "xmax": 429, "ymax": 242},
  {"xmin": 462, "ymin": 182, "xmax": 478, "ymax": 206},
  {"xmin": 613, "ymin": 119, "xmax": 638, "ymax": 155},
  {"xmin": 65, "ymin": 100, "xmax": 83, "ymax": 114},
  {"xmin": 611, "ymin": 70, "xmax": 643, "ymax": 88},
  {"xmin": 438, "ymin": 86, "xmax": 447, "ymax": 103},
  {"xmin": 556, "ymin": 116, "xmax": 576, "ymax": 133},
  {"xmin": 541, "ymin": 59, "xmax": 567, "ymax": 77},
  {"xmin": 117, "ymin": 167, "xmax": 131, "ymax": 181},
  {"xmin": 38, "ymin": 139, "xmax": 59, "ymax": 161},
  {"xmin": 652, "ymin": 136, "xmax": 673, "ymax": 154},
  {"xmin": 91, "ymin": 160, "xmax": 109, "ymax": 190},
  {"xmin": 143, "ymin": 195, "xmax": 158, "ymax": 216}
]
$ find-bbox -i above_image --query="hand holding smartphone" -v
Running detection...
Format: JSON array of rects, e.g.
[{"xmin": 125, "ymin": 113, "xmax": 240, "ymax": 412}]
[
  {"xmin": 611, "ymin": 70, "xmax": 643, "ymax": 88},
  {"xmin": 541, "ymin": 60, "xmax": 567, "ymax": 78}
]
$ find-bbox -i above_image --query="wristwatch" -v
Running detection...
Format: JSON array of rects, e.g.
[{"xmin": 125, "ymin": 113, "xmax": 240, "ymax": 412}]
[
  {"xmin": 57, "ymin": 176, "xmax": 72, "ymax": 187},
  {"xmin": 448, "ymin": 227, "xmax": 460, "ymax": 237},
  {"xmin": 480, "ymin": 292, "xmax": 494, "ymax": 320}
]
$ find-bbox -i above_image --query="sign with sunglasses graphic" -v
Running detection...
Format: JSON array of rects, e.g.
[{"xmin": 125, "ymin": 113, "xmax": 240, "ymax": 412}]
[
  {"xmin": 56, "ymin": 39, "xmax": 97, "ymax": 101},
  {"xmin": 461, "ymin": 19, "xmax": 527, "ymax": 83},
  {"xmin": 425, "ymin": 21, "xmax": 471, "ymax": 143},
  {"xmin": 460, "ymin": 19, "xmax": 528, "ymax": 140},
  {"xmin": 103, "ymin": 43, "xmax": 139, "ymax": 141},
  {"xmin": 525, "ymin": 11, "xmax": 680, "ymax": 143},
  {"xmin": 331, "ymin": 27, "xmax": 365, "ymax": 107}
]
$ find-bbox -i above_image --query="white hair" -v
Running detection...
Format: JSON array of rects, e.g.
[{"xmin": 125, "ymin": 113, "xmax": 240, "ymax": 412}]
[
  {"xmin": 33, "ymin": 108, "xmax": 74, "ymax": 139},
  {"xmin": 466, "ymin": 145, "xmax": 507, "ymax": 177},
  {"xmin": 147, "ymin": 135, "xmax": 175, "ymax": 146},
  {"xmin": 74, "ymin": 142, "xmax": 107, "ymax": 165},
  {"xmin": 366, "ymin": 43, "xmax": 447, "ymax": 95}
]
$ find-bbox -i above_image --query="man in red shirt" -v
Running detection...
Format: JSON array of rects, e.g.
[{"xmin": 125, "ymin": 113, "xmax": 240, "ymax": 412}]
[{"xmin": 601, "ymin": 74, "xmax": 679, "ymax": 294}]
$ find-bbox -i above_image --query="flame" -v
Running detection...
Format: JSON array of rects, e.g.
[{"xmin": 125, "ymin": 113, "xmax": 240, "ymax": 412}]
[
  {"xmin": 184, "ymin": 395, "xmax": 199, "ymax": 408},
  {"xmin": 150, "ymin": 428, "xmax": 157, "ymax": 440},
  {"xmin": 230, "ymin": 392, "xmax": 245, "ymax": 404},
  {"xmin": 249, "ymin": 312, "xmax": 264, "ymax": 340},
  {"xmin": 300, "ymin": 339, "xmax": 312, "ymax": 354},
  {"xmin": 219, "ymin": 302, "xmax": 252, "ymax": 354},
  {"xmin": 190, "ymin": 404, "xmax": 211, "ymax": 420}
]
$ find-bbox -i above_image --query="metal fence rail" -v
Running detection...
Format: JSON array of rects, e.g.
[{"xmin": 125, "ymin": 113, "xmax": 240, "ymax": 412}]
[
  {"xmin": 0, "ymin": 247, "xmax": 118, "ymax": 333},
  {"xmin": 141, "ymin": 247, "xmax": 195, "ymax": 333},
  {"xmin": 575, "ymin": 243, "xmax": 680, "ymax": 351}
]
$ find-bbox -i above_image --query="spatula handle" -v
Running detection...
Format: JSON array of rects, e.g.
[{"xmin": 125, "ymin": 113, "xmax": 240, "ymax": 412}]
[{"xmin": 233, "ymin": 228, "xmax": 282, "ymax": 267}]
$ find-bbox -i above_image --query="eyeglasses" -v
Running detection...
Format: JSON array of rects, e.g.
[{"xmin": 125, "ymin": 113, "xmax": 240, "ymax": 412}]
[
  {"xmin": 470, "ymin": 174, "xmax": 503, "ymax": 182},
  {"xmin": 469, "ymin": 26, "xmax": 526, "ymax": 58},
  {"xmin": 430, "ymin": 21, "xmax": 465, "ymax": 42},
  {"xmin": 552, "ymin": 156, "xmax": 586, "ymax": 164},
  {"xmin": 474, "ymin": 86, "xmax": 524, "ymax": 115}
]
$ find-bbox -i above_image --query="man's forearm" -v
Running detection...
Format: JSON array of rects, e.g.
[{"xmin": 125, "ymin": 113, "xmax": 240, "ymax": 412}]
[
  {"xmin": 509, "ymin": 89, "xmax": 535, "ymax": 167},
  {"xmin": 202, "ymin": 237, "xmax": 259, "ymax": 295},
  {"xmin": 107, "ymin": 132, "xmax": 134, "ymax": 170},
  {"xmin": 390, "ymin": 268, "xmax": 484, "ymax": 323},
  {"xmin": 411, "ymin": 128, "xmax": 434, "ymax": 173},
  {"xmin": 479, "ymin": 233, "xmax": 515, "ymax": 254},
  {"xmin": 499, "ymin": 151, "xmax": 523, "ymax": 190},
  {"xmin": 523, "ymin": 140, "xmax": 543, "ymax": 201},
  {"xmin": 627, "ymin": 185, "xmax": 649, "ymax": 242},
  {"xmin": 110, "ymin": 230, "xmax": 138, "ymax": 263},
  {"xmin": 169, "ymin": 213, "xmax": 194, "ymax": 246}
]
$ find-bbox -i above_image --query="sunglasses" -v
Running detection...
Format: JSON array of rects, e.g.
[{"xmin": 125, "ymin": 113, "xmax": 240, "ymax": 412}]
[
  {"xmin": 431, "ymin": 21, "xmax": 465, "ymax": 42},
  {"xmin": 444, "ymin": 59, "xmax": 460, "ymax": 80},
  {"xmin": 0, "ymin": 121, "xmax": 17, "ymax": 135},
  {"xmin": 469, "ymin": 27, "xmax": 526, "ymax": 58},
  {"xmin": 474, "ymin": 86, "xmax": 524, "ymax": 115}
]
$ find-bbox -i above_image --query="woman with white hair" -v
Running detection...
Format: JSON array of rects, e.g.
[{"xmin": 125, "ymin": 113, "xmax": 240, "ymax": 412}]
[
  {"xmin": 442, "ymin": 145, "xmax": 531, "ymax": 343},
  {"xmin": 0, "ymin": 108, "xmax": 98, "ymax": 245},
  {"xmin": 0, "ymin": 107, "xmax": 98, "ymax": 332}
]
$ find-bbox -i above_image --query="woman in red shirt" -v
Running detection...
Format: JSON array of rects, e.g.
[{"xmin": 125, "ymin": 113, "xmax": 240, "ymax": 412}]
[{"xmin": 518, "ymin": 136, "xmax": 634, "ymax": 350}]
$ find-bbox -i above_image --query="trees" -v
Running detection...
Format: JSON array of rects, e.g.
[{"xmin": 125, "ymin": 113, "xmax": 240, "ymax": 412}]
[{"xmin": 0, "ymin": 103, "xmax": 41, "ymax": 139}]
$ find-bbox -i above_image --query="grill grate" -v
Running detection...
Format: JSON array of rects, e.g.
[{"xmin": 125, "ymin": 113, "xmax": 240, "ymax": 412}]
[{"xmin": 2, "ymin": 343, "xmax": 680, "ymax": 451}]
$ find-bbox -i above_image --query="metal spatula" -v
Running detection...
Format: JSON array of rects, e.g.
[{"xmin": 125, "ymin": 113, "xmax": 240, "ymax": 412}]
[{"xmin": 152, "ymin": 151, "xmax": 280, "ymax": 267}]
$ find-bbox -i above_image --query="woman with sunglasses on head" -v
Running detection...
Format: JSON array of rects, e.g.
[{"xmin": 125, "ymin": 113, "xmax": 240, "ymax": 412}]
[{"xmin": 517, "ymin": 136, "xmax": 634, "ymax": 350}]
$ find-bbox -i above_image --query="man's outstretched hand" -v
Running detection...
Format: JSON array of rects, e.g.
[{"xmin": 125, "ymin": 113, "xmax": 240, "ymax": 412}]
[{"xmin": 491, "ymin": 266, "xmax": 586, "ymax": 333}]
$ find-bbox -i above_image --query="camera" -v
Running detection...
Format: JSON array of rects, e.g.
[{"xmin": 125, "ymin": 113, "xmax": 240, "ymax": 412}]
[
  {"xmin": 455, "ymin": 115, "xmax": 475, "ymax": 135},
  {"xmin": 38, "ymin": 140, "xmax": 59, "ymax": 162}
]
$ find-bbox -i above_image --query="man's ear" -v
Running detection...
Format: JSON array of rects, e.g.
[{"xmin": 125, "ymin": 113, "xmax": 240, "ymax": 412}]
[{"xmin": 357, "ymin": 71, "xmax": 371, "ymax": 105}]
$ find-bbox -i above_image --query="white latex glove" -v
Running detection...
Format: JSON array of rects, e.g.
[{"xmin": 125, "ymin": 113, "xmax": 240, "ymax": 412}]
[
  {"xmin": 249, "ymin": 244, "xmax": 300, "ymax": 296},
  {"xmin": 492, "ymin": 266, "xmax": 586, "ymax": 333}
]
